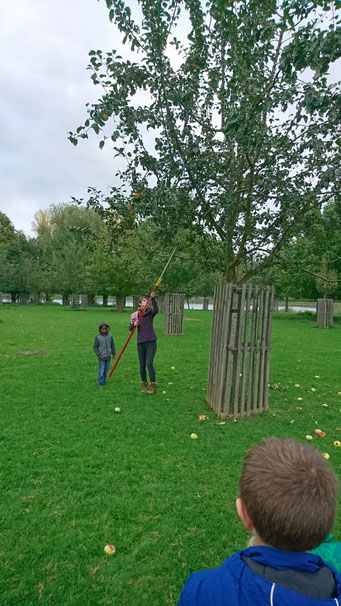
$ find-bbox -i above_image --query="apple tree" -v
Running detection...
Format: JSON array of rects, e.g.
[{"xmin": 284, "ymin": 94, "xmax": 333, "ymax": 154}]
[{"xmin": 70, "ymin": 0, "xmax": 341, "ymax": 283}]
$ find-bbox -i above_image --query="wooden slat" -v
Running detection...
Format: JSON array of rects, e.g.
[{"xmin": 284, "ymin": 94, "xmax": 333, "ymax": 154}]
[
  {"xmin": 233, "ymin": 283, "xmax": 246, "ymax": 418},
  {"xmin": 264, "ymin": 285, "xmax": 274, "ymax": 411},
  {"xmin": 240, "ymin": 284, "xmax": 252, "ymax": 416},
  {"xmin": 258, "ymin": 287, "xmax": 269, "ymax": 412},
  {"xmin": 223, "ymin": 289, "xmax": 238, "ymax": 416}
]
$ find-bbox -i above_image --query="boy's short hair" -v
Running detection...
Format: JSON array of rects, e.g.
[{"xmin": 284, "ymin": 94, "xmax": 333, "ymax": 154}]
[{"xmin": 239, "ymin": 437, "xmax": 338, "ymax": 552}]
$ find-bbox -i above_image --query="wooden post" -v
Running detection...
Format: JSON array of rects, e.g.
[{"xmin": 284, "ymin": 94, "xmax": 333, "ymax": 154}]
[
  {"xmin": 317, "ymin": 298, "xmax": 334, "ymax": 327},
  {"xmin": 164, "ymin": 293, "xmax": 184, "ymax": 335}
]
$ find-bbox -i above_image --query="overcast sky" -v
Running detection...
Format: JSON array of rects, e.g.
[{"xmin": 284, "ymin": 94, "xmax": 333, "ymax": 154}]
[
  {"xmin": 1, "ymin": 2, "xmax": 339, "ymax": 238},
  {"xmin": 0, "ymin": 0, "xmax": 126, "ymax": 237}
]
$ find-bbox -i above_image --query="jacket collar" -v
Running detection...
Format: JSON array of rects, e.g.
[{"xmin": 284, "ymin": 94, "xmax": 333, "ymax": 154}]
[{"xmin": 241, "ymin": 546, "xmax": 324, "ymax": 573}]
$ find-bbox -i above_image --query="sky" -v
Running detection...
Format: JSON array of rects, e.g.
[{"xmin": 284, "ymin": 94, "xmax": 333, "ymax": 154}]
[
  {"xmin": 0, "ymin": 0, "xmax": 125, "ymax": 237},
  {"xmin": 0, "ymin": 2, "xmax": 339, "ymax": 238}
]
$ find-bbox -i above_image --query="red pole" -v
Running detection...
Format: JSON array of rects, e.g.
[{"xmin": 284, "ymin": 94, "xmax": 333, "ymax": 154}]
[{"xmin": 108, "ymin": 247, "xmax": 176, "ymax": 378}]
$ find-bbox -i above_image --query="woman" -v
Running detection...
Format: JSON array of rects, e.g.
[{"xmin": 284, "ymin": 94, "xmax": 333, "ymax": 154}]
[{"xmin": 129, "ymin": 292, "xmax": 158, "ymax": 394}]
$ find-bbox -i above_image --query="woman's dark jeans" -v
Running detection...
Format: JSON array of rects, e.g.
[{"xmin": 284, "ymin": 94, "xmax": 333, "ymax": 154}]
[{"xmin": 137, "ymin": 340, "xmax": 157, "ymax": 382}]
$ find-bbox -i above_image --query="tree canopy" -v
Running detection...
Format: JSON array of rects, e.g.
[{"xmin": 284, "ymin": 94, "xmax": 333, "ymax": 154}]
[{"xmin": 70, "ymin": 0, "xmax": 341, "ymax": 282}]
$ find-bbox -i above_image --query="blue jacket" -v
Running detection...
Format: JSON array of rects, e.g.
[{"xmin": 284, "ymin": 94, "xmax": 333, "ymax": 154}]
[{"xmin": 178, "ymin": 547, "xmax": 341, "ymax": 606}]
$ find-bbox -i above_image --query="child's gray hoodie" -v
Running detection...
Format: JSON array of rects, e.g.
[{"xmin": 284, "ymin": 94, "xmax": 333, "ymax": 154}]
[{"xmin": 93, "ymin": 322, "xmax": 115, "ymax": 360}]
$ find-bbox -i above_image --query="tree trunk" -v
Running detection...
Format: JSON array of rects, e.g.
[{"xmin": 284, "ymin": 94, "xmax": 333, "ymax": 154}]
[
  {"xmin": 116, "ymin": 295, "xmax": 126, "ymax": 312},
  {"xmin": 62, "ymin": 294, "xmax": 70, "ymax": 306},
  {"xmin": 81, "ymin": 295, "xmax": 88, "ymax": 309},
  {"xmin": 202, "ymin": 297, "xmax": 209, "ymax": 311},
  {"xmin": 133, "ymin": 295, "xmax": 140, "ymax": 310},
  {"xmin": 88, "ymin": 294, "xmax": 95, "ymax": 306},
  {"xmin": 102, "ymin": 294, "xmax": 108, "ymax": 307},
  {"xmin": 285, "ymin": 297, "xmax": 289, "ymax": 312}
]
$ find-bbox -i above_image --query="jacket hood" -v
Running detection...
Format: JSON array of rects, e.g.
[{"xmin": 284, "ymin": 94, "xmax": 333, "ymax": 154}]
[{"xmin": 98, "ymin": 321, "xmax": 110, "ymax": 330}]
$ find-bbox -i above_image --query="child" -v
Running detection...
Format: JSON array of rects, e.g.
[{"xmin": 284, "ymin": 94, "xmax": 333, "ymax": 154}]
[
  {"xmin": 178, "ymin": 437, "xmax": 341, "ymax": 605},
  {"xmin": 93, "ymin": 321, "xmax": 115, "ymax": 387},
  {"xmin": 129, "ymin": 292, "xmax": 158, "ymax": 394}
]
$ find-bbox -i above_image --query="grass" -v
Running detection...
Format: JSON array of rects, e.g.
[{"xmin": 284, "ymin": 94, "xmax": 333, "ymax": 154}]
[{"xmin": 1, "ymin": 304, "xmax": 341, "ymax": 605}]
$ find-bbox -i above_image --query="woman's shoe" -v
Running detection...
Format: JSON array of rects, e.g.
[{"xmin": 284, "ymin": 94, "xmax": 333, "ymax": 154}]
[{"xmin": 146, "ymin": 382, "xmax": 156, "ymax": 394}]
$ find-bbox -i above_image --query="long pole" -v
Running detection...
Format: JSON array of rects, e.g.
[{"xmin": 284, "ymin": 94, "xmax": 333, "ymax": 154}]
[{"xmin": 108, "ymin": 247, "xmax": 177, "ymax": 378}]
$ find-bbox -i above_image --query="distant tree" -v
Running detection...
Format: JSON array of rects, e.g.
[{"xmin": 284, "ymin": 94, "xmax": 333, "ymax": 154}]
[
  {"xmin": 0, "ymin": 214, "xmax": 35, "ymax": 301},
  {"xmin": 255, "ymin": 201, "xmax": 341, "ymax": 300},
  {"xmin": 33, "ymin": 204, "xmax": 104, "ymax": 301},
  {"xmin": 71, "ymin": 0, "xmax": 341, "ymax": 283},
  {"xmin": 315, "ymin": 256, "xmax": 338, "ymax": 298},
  {"xmin": 0, "ymin": 212, "xmax": 17, "ymax": 249}
]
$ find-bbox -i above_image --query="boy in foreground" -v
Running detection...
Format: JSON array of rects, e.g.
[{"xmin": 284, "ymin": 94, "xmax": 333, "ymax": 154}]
[{"xmin": 178, "ymin": 437, "xmax": 341, "ymax": 605}]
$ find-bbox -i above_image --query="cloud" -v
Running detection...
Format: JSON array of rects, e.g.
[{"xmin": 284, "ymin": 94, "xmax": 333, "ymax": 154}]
[{"xmin": 0, "ymin": 0, "xmax": 123, "ymax": 236}]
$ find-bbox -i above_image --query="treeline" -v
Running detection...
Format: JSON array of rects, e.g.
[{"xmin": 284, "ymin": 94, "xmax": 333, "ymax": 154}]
[
  {"xmin": 0, "ymin": 204, "xmax": 222, "ymax": 305},
  {"xmin": 1, "ymin": 201, "xmax": 340, "ymax": 306}
]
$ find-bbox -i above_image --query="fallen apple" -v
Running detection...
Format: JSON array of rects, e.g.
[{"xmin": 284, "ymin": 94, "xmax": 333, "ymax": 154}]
[{"xmin": 314, "ymin": 429, "xmax": 326, "ymax": 437}]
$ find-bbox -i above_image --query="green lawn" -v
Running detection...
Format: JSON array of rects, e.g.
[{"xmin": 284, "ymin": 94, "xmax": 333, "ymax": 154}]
[{"xmin": 1, "ymin": 304, "xmax": 341, "ymax": 605}]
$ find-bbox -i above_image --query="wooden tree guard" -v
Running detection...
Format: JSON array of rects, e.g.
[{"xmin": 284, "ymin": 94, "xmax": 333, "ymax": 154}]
[
  {"xmin": 317, "ymin": 298, "xmax": 334, "ymax": 327},
  {"xmin": 71, "ymin": 294, "xmax": 79, "ymax": 309},
  {"xmin": 164, "ymin": 293, "xmax": 184, "ymax": 335},
  {"xmin": 207, "ymin": 283, "xmax": 275, "ymax": 419}
]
